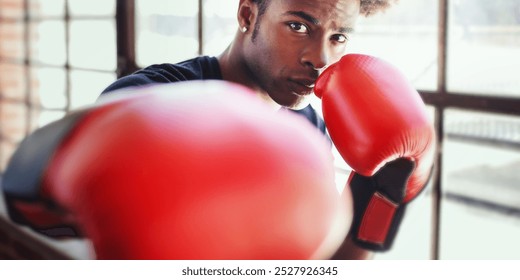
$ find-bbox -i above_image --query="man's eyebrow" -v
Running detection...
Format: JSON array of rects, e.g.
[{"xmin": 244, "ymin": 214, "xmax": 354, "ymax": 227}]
[
  {"xmin": 284, "ymin": 11, "xmax": 320, "ymax": 25},
  {"xmin": 283, "ymin": 11, "xmax": 355, "ymax": 34},
  {"xmin": 338, "ymin": 27, "xmax": 355, "ymax": 34}
]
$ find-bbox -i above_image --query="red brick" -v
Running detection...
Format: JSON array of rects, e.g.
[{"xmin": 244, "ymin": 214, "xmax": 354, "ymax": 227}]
[
  {"xmin": 0, "ymin": 0, "xmax": 24, "ymax": 19},
  {"xmin": 0, "ymin": 64, "xmax": 27, "ymax": 100},
  {"xmin": 0, "ymin": 102, "xmax": 28, "ymax": 141},
  {"xmin": 0, "ymin": 23, "xmax": 25, "ymax": 59}
]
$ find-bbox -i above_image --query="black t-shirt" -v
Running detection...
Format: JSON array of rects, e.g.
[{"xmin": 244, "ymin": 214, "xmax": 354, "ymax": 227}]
[{"xmin": 100, "ymin": 56, "xmax": 327, "ymax": 135}]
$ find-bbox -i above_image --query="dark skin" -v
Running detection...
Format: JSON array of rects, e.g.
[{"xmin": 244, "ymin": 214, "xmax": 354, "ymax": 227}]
[
  {"xmin": 219, "ymin": 0, "xmax": 359, "ymax": 110},
  {"xmin": 218, "ymin": 0, "xmax": 373, "ymax": 260}
]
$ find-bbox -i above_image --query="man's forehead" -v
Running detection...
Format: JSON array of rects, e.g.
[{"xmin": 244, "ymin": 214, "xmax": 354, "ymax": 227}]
[{"xmin": 270, "ymin": 0, "xmax": 360, "ymax": 28}]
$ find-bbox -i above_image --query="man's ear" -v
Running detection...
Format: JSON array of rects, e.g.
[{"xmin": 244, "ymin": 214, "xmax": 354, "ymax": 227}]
[{"xmin": 237, "ymin": 0, "xmax": 258, "ymax": 30}]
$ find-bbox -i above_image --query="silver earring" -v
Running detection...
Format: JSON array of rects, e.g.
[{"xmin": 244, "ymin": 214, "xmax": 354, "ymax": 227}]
[{"xmin": 241, "ymin": 26, "xmax": 248, "ymax": 33}]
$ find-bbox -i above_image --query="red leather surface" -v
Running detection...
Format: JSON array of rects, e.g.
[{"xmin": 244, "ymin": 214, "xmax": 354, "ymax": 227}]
[
  {"xmin": 315, "ymin": 54, "xmax": 435, "ymax": 202},
  {"xmin": 41, "ymin": 81, "xmax": 350, "ymax": 259}
]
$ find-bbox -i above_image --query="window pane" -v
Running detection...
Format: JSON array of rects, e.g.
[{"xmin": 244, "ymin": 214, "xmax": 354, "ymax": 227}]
[
  {"xmin": 448, "ymin": 0, "xmax": 520, "ymax": 96},
  {"xmin": 349, "ymin": 0, "xmax": 438, "ymax": 91},
  {"xmin": 203, "ymin": 0, "xmax": 237, "ymax": 55},
  {"xmin": 441, "ymin": 109, "xmax": 520, "ymax": 259},
  {"xmin": 32, "ymin": 67, "xmax": 67, "ymax": 109},
  {"xmin": 70, "ymin": 70, "xmax": 116, "ymax": 109},
  {"xmin": 36, "ymin": 109, "xmax": 65, "ymax": 128},
  {"xmin": 31, "ymin": 20, "xmax": 66, "ymax": 66},
  {"xmin": 0, "ymin": 22, "xmax": 25, "ymax": 60},
  {"xmin": 136, "ymin": 0, "xmax": 199, "ymax": 66},
  {"xmin": 29, "ymin": 0, "xmax": 65, "ymax": 18},
  {"xmin": 68, "ymin": 0, "xmax": 115, "ymax": 17},
  {"xmin": 69, "ymin": 20, "xmax": 117, "ymax": 71}
]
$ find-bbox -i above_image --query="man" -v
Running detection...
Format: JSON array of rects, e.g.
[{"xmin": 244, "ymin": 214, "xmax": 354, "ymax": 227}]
[
  {"xmin": 100, "ymin": 0, "xmax": 399, "ymax": 259},
  {"xmin": 102, "ymin": 0, "xmax": 396, "ymax": 138}
]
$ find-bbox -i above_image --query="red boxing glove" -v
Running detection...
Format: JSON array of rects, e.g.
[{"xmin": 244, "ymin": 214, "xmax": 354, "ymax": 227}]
[
  {"xmin": 315, "ymin": 54, "xmax": 435, "ymax": 251},
  {"xmin": 2, "ymin": 80, "xmax": 350, "ymax": 259}
]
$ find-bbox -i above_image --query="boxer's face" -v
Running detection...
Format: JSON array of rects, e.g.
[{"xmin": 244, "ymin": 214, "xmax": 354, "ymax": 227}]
[{"xmin": 242, "ymin": 0, "xmax": 360, "ymax": 109}]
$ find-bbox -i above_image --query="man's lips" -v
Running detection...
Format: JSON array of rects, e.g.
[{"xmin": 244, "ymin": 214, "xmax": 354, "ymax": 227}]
[{"xmin": 289, "ymin": 78, "xmax": 316, "ymax": 95}]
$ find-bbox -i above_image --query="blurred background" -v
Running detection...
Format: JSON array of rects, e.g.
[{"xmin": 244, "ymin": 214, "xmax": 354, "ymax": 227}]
[{"xmin": 0, "ymin": 0, "xmax": 519, "ymax": 259}]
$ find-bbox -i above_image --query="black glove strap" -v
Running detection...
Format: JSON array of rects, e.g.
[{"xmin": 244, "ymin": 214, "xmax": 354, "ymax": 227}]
[{"xmin": 348, "ymin": 158, "xmax": 415, "ymax": 251}]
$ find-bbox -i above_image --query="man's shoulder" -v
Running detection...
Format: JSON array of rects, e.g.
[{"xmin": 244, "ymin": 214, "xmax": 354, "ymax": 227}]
[
  {"xmin": 101, "ymin": 56, "xmax": 222, "ymax": 95},
  {"xmin": 137, "ymin": 56, "xmax": 222, "ymax": 81}
]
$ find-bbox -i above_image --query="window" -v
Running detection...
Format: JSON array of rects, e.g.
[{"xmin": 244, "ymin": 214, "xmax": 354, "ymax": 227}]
[
  {"xmin": 202, "ymin": 0, "xmax": 237, "ymax": 55},
  {"xmin": 441, "ymin": 109, "xmax": 520, "ymax": 259},
  {"xmin": 135, "ymin": 0, "xmax": 199, "ymax": 66},
  {"xmin": 348, "ymin": 0, "xmax": 439, "ymax": 91},
  {"xmin": 448, "ymin": 0, "xmax": 520, "ymax": 97},
  {"xmin": 0, "ymin": 0, "xmax": 117, "ymax": 170}
]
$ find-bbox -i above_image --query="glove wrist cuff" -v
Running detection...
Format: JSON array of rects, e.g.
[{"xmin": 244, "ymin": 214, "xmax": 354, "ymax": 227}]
[
  {"xmin": 348, "ymin": 172, "xmax": 408, "ymax": 252},
  {"xmin": 357, "ymin": 192, "xmax": 398, "ymax": 244}
]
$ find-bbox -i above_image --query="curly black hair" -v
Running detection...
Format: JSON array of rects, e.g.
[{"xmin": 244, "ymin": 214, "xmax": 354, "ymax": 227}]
[
  {"xmin": 359, "ymin": 0, "xmax": 399, "ymax": 16},
  {"xmin": 251, "ymin": 0, "xmax": 398, "ymax": 17},
  {"xmin": 249, "ymin": 0, "xmax": 397, "ymax": 41}
]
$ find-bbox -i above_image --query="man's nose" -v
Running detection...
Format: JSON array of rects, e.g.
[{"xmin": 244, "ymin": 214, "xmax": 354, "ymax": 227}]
[{"xmin": 301, "ymin": 41, "xmax": 330, "ymax": 71}]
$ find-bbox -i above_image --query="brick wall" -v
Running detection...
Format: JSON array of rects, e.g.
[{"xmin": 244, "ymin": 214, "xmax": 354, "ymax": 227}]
[
  {"xmin": 0, "ymin": 0, "xmax": 62, "ymax": 260},
  {"xmin": 0, "ymin": 0, "xmax": 40, "ymax": 170}
]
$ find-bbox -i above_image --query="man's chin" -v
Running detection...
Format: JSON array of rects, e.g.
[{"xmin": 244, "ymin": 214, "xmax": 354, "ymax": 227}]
[{"xmin": 279, "ymin": 94, "xmax": 311, "ymax": 110}]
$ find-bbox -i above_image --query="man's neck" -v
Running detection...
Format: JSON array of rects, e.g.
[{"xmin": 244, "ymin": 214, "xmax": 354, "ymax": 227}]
[{"xmin": 217, "ymin": 38, "xmax": 281, "ymax": 111}]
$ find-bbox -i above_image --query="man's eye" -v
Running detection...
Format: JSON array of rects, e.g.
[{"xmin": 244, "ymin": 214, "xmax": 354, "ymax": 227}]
[
  {"xmin": 288, "ymin": 22, "xmax": 308, "ymax": 34},
  {"xmin": 331, "ymin": 34, "xmax": 348, "ymax": 43}
]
